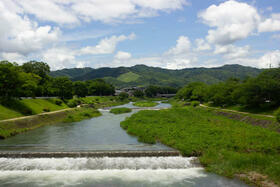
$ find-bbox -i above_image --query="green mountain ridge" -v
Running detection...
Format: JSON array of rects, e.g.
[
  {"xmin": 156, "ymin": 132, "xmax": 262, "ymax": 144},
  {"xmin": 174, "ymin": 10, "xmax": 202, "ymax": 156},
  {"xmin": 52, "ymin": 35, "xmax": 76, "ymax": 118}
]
[{"xmin": 49, "ymin": 64, "xmax": 263, "ymax": 88}]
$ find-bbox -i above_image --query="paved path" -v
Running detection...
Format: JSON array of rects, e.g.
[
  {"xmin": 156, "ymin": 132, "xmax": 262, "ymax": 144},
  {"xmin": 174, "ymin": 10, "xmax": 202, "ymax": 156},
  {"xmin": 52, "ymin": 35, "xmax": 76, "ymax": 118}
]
[
  {"xmin": 0, "ymin": 108, "xmax": 74, "ymax": 123},
  {"xmin": 200, "ymin": 104, "xmax": 275, "ymax": 118}
]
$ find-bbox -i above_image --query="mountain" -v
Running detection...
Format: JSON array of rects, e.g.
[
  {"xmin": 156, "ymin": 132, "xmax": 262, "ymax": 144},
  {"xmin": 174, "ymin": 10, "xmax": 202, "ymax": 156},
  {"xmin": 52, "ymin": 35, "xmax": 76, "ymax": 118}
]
[{"xmin": 49, "ymin": 64, "xmax": 263, "ymax": 88}]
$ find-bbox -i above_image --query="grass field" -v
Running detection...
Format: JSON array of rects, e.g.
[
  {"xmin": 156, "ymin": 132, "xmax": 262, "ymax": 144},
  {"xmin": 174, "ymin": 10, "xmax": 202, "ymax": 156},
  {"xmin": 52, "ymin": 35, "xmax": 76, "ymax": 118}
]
[
  {"xmin": 133, "ymin": 101, "xmax": 158, "ymax": 107},
  {"xmin": 110, "ymin": 107, "xmax": 132, "ymax": 114},
  {"xmin": 0, "ymin": 98, "xmax": 68, "ymax": 120},
  {"xmin": 117, "ymin": 72, "xmax": 140, "ymax": 82},
  {"xmin": 121, "ymin": 105, "xmax": 280, "ymax": 186}
]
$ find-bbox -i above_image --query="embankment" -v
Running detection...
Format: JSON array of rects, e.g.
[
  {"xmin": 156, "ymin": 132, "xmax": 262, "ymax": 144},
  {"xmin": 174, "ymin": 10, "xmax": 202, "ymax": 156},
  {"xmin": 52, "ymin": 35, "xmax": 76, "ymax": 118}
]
[{"xmin": 0, "ymin": 107, "xmax": 100, "ymax": 139}]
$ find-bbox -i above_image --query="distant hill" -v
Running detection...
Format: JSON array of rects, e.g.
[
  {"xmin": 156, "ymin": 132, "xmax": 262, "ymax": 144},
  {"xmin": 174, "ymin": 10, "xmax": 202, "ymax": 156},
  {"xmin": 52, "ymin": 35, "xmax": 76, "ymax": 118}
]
[{"xmin": 49, "ymin": 64, "xmax": 262, "ymax": 88}]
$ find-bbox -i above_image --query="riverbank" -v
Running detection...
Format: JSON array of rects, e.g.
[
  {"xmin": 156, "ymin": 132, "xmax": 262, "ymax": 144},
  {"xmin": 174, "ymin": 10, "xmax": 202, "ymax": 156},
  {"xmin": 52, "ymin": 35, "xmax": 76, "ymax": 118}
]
[
  {"xmin": 0, "ymin": 107, "xmax": 101, "ymax": 139},
  {"xmin": 0, "ymin": 96, "xmax": 129, "ymax": 139},
  {"xmin": 120, "ymin": 103, "xmax": 280, "ymax": 186}
]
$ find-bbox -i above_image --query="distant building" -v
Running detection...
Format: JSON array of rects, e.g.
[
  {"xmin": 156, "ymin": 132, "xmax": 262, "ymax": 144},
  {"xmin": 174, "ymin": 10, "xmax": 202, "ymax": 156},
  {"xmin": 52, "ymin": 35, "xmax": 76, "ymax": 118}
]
[{"xmin": 115, "ymin": 87, "xmax": 145, "ymax": 96}]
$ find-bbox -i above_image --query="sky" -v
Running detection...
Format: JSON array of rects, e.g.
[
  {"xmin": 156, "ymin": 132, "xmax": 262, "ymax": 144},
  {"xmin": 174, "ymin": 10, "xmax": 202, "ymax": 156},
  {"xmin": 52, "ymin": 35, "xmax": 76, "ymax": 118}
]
[{"xmin": 0, "ymin": 0, "xmax": 280, "ymax": 70}]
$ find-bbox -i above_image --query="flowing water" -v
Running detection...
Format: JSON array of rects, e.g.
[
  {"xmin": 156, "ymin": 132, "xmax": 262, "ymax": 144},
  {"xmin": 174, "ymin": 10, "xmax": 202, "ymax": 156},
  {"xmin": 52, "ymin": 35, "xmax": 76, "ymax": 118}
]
[{"xmin": 0, "ymin": 102, "xmax": 247, "ymax": 186}]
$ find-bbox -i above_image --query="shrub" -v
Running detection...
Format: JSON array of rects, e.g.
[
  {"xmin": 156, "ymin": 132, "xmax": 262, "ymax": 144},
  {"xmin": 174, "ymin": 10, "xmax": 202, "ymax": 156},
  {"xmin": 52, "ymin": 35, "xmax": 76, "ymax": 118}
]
[
  {"xmin": 67, "ymin": 99, "xmax": 81, "ymax": 108},
  {"xmin": 118, "ymin": 92, "xmax": 129, "ymax": 101},
  {"xmin": 191, "ymin": 101, "xmax": 200, "ymax": 107},
  {"xmin": 55, "ymin": 100, "xmax": 63, "ymax": 106},
  {"xmin": 275, "ymin": 108, "xmax": 280, "ymax": 123},
  {"xmin": 43, "ymin": 108, "xmax": 50, "ymax": 112},
  {"xmin": 110, "ymin": 107, "xmax": 132, "ymax": 114}
]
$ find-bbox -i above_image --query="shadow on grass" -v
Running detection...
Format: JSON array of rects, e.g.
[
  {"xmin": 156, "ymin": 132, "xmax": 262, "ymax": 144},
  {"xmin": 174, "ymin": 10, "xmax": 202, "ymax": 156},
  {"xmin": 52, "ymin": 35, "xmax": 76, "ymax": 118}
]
[{"xmin": 0, "ymin": 98, "xmax": 34, "ymax": 116}]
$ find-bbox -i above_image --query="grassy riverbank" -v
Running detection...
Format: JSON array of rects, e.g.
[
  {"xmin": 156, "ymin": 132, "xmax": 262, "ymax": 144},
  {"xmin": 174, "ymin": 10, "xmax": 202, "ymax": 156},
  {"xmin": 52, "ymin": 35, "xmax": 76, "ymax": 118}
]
[
  {"xmin": 0, "ymin": 107, "xmax": 101, "ymax": 139},
  {"xmin": 110, "ymin": 107, "xmax": 132, "ymax": 114},
  {"xmin": 0, "ymin": 96, "xmax": 128, "ymax": 138},
  {"xmin": 121, "ymin": 105, "xmax": 280, "ymax": 186},
  {"xmin": 133, "ymin": 101, "xmax": 158, "ymax": 107},
  {"xmin": 0, "ymin": 98, "xmax": 68, "ymax": 120}
]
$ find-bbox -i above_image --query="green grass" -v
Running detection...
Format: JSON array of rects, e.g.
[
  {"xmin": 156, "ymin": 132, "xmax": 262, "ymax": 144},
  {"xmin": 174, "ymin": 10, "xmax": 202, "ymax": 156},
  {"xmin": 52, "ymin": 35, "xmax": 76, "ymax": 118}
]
[
  {"xmin": 110, "ymin": 107, "xmax": 132, "ymax": 114},
  {"xmin": 21, "ymin": 99, "xmax": 68, "ymax": 114},
  {"xmin": 63, "ymin": 107, "xmax": 101, "ymax": 122},
  {"xmin": 133, "ymin": 101, "xmax": 158, "ymax": 107},
  {"xmin": 117, "ymin": 72, "xmax": 140, "ymax": 82},
  {"xmin": 0, "ymin": 105, "xmax": 24, "ymax": 120},
  {"xmin": 0, "ymin": 98, "xmax": 68, "ymax": 120},
  {"xmin": 121, "ymin": 106, "xmax": 280, "ymax": 185}
]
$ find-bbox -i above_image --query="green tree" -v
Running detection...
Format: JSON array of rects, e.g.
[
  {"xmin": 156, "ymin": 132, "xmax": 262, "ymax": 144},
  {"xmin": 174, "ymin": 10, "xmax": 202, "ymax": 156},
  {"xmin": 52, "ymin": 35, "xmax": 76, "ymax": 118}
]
[
  {"xmin": 21, "ymin": 61, "xmax": 50, "ymax": 80},
  {"xmin": 52, "ymin": 77, "xmax": 73, "ymax": 99},
  {"xmin": 73, "ymin": 81, "xmax": 88, "ymax": 97},
  {"xmin": 118, "ymin": 92, "xmax": 129, "ymax": 101},
  {"xmin": 133, "ymin": 90, "xmax": 144, "ymax": 98},
  {"xmin": 0, "ymin": 61, "xmax": 23, "ymax": 99}
]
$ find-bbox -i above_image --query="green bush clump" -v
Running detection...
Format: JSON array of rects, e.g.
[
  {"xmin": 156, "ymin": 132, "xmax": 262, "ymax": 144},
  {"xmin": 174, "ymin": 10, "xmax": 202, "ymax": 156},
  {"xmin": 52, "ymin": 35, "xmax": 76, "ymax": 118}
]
[
  {"xmin": 55, "ymin": 100, "xmax": 63, "ymax": 106},
  {"xmin": 67, "ymin": 98, "xmax": 82, "ymax": 108},
  {"xmin": 133, "ymin": 101, "xmax": 158, "ymax": 107},
  {"xmin": 43, "ymin": 108, "xmax": 50, "ymax": 112},
  {"xmin": 110, "ymin": 107, "xmax": 132, "ymax": 114},
  {"xmin": 275, "ymin": 108, "xmax": 280, "ymax": 123},
  {"xmin": 63, "ymin": 108, "xmax": 101, "ymax": 122},
  {"xmin": 191, "ymin": 101, "xmax": 200, "ymax": 107}
]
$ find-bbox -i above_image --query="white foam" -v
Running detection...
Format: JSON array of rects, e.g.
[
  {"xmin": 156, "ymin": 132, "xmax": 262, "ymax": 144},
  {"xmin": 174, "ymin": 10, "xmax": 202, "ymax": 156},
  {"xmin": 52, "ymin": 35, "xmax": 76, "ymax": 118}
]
[
  {"xmin": 0, "ymin": 157, "xmax": 197, "ymax": 170},
  {"xmin": 0, "ymin": 168, "xmax": 206, "ymax": 186}
]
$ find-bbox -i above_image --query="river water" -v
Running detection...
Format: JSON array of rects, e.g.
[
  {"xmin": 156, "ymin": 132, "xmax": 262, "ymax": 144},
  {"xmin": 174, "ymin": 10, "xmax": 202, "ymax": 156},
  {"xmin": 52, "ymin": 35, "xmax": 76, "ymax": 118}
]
[{"xmin": 0, "ymin": 102, "xmax": 247, "ymax": 186}]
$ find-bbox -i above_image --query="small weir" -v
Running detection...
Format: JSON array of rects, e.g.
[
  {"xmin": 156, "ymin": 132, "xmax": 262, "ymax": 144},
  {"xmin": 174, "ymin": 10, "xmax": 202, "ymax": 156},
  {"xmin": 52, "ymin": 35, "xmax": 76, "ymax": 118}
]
[{"xmin": 0, "ymin": 151, "xmax": 180, "ymax": 158}]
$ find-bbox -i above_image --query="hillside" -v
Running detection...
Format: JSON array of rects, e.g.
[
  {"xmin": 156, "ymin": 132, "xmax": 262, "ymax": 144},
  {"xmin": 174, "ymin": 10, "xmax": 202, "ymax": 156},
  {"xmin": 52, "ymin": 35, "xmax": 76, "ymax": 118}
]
[{"xmin": 49, "ymin": 64, "xmax": 262, "ymax": 88}]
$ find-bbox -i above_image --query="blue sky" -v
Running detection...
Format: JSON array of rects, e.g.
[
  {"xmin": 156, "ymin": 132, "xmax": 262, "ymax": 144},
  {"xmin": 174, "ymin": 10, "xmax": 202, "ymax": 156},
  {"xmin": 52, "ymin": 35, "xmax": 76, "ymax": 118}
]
[{"xmin": 0, "ymin": 0, "xmax": 280, "ymax": 70}]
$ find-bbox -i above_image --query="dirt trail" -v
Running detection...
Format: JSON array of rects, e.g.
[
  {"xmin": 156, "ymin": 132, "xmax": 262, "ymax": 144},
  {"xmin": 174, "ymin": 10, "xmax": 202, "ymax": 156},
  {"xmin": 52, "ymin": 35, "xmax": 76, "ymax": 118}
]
[
  {"xmin": 0, "ymin": 108, "xmax": 74, "ymax": 123},
  {"xmin": 199, "ymin": 104, "xmax": 275, "ymax": 118}
]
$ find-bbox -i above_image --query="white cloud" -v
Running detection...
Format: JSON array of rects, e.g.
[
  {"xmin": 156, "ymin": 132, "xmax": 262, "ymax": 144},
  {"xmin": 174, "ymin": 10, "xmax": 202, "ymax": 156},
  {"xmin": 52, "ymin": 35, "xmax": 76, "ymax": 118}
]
[
  {"xmin": 80, "ymin": 33, "xmax": 135, "ymax": 55},
  {"xmin": 167, "ymin": 36, "xmax": 191, "ymax": 55},
  {"xmin": 17, "ymin": 0, "xmax": 79, "ymax": 25},
  {"xmin": 258, "ymin": 13, "xmax": 280, "ymax": 32},
  {"xmin": 0, "ymin": 1, "xmax": 60, "ymax": 55},
  {"xmin": 199, "ymin": 0, "xmax": 280, "ymax": 45},
  {"xmin": 114, "ymin": 51, "xmax": 132, "ymax": 60},
  {"xmin": 42, "ymin": 47, "xmax": 81, "ymax": 70},
  {"xmin": 214, "ymin": 45, "xmax": 250, "ymax": 59},
  {"xmin": 258, "ymin": 50, "xmax": 280, "ymax": 68},
  {"xmin": 3, "ymin": 0, "xmax": 187, "ymax": 25},
  {"xmin": 199, "ymin": 0, "xmax": 260, "ymax": 45},
  {"xmin": 195, "ymin": 38, "xmax": 211, "ymax": 51},
  {"xmin": 0, "ymin": 52, "xmax": 27, "ymax": 64}
]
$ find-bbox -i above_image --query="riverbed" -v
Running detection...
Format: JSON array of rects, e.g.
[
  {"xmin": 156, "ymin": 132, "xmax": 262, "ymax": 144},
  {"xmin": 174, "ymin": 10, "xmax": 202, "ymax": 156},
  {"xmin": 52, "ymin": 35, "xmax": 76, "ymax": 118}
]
[{"xmin": 0, "ymin": 102, "xmax": 248, "ymax": 186}]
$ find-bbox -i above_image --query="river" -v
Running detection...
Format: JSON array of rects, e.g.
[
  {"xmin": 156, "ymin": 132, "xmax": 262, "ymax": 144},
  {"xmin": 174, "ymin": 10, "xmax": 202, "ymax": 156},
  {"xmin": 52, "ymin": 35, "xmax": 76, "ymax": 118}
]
[{"xmin": 0, "ymin": 102, "xmax": 247, "ymax": 186}]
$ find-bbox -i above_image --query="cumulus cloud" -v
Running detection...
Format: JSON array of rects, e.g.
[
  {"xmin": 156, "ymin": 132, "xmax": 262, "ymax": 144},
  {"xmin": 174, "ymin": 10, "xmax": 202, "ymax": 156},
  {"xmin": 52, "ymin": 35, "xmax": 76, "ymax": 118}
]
[
  {"xmin": 258, "ymin": 50, "xmax": 280, "ymax": 68},
  {"xmin": 42, "ymin": 47, "xmax": 81, "ymax": 70},
  {"xmin": 214, "ymin": 45, "xmax": 250, "ymax": 59},
  {"xmin": 195, "ymin": 38, "xmax": 211, "ymax": 51},
  {"xmin": 258, "ymin": 13, "xmax": 280, "ymax": 32},
  {"xmin": 80, "ymin": 33, "xmax": 135, "ymax": 55},
  {"xmin": 167, "ymin": 36, "xmax": 191, "ymax": 55},
  {"xmin": 199, "ymin": 0, "xmax": 280, "ymax": 46},
  {"xmin": 199, "ymin": 0, "xmax": 260, "ymax": 45},
  {"xmin": 0, "ymin": 1, "xmax": 60, "ymax": 55},
  {"xmin": 114, "ymin": 51, "xmax": 132, "ymax": 60}
]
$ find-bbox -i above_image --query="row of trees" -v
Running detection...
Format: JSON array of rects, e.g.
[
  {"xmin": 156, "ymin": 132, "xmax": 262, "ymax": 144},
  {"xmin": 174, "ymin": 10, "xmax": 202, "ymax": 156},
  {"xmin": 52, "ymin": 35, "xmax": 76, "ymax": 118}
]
[
  {"xmin": 0, "ymin": 61, "xmax": 115, "ymax": 100},
  {"xmin": 176, "ymin": 68, "xmax": 280, "ymax": 109}
]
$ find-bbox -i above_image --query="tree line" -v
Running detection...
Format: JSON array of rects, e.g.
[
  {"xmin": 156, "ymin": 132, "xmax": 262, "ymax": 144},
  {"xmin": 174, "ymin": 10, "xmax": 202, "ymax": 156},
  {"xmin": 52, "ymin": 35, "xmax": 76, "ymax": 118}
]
[
  {"xmin": 0, "ymin": 61, "xmax": 115, "ymax": 100},
  {"xmin": 176, "ymin": 67, "xmax": 280, "ymax": 109}
]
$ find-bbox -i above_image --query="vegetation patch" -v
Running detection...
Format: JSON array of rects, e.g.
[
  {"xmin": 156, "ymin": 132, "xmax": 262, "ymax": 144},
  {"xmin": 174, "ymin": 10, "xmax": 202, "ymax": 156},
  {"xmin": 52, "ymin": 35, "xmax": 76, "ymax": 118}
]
[
  {"xmin": 117, "ymin": 72, "xmax": 140, "ymax": 82},
  {"xmin": 133, "ymin": 101, "xmax": 158, "ymax": 107},
  {"xmin": 110, "ymin": 107, "xmax": 132, "ymax": 114},
  {"xmin": 63, "ymin": 107, "xmax": 101, "ymax": 123},
  {"xmin": 121, "ymin": 106, "xmax": 280, "ymax": 186}
]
